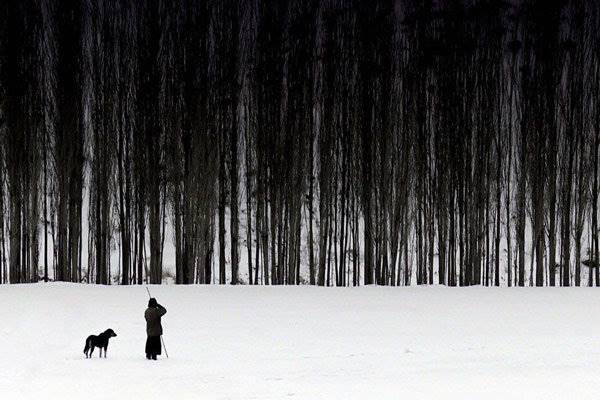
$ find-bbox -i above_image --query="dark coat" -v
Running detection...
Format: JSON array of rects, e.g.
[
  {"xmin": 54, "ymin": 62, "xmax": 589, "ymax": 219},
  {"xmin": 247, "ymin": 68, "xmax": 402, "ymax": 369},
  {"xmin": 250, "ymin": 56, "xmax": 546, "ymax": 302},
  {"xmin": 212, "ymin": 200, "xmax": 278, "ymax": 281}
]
[
  {"xmin": 145, "ymin": 335, "xmax": 161, "ymax": 356},
  {"xmin": 145, "ymin": 304, "xmax": 167, "ymax": 337}
]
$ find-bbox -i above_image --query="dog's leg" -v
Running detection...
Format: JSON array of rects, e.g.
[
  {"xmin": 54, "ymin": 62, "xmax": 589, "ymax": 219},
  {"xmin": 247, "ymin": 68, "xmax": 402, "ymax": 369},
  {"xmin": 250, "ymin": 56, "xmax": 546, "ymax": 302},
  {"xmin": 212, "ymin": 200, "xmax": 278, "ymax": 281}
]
[
  {"xmin": 104, "ymin": 347, "xmax": 107, "ymax": 358},
  {"xmin": 99, "ymin": 348, "xmax": 102, "ymax": 358},
  {"xmin": 89, "ymin": 347, "xmax": 94, "ymax": 358}
]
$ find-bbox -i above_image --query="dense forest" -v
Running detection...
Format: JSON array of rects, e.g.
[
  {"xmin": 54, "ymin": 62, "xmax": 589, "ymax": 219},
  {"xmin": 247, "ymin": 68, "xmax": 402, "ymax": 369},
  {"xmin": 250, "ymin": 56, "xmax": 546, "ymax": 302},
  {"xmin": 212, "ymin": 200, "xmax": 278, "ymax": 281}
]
[{"xmin": 0, "ymin": 0, "xmax": 598, "ymax": 287}]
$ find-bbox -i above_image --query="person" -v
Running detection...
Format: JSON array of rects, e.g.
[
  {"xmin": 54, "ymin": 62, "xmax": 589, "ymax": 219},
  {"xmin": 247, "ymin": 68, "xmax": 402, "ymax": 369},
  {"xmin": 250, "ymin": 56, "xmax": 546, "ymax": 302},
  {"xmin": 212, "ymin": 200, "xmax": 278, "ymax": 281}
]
[{"xmin": 145, "ymin": 298, "xmax": 167, "ymax": 360}]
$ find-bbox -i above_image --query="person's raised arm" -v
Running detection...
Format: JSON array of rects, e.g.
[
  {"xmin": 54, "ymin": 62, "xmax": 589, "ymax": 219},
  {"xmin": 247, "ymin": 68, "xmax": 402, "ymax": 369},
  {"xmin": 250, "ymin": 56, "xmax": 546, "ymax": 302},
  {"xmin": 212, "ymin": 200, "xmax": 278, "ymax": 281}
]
[{"xmin": 157, "ymin": 303, "xmax": 167, "ymax": 316}]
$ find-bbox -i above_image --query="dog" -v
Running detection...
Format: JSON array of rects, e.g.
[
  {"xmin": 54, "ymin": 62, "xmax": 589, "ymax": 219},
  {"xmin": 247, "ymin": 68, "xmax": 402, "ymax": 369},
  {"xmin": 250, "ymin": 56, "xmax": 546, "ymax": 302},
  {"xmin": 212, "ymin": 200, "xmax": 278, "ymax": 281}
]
[{"xmin": 83, "ymin": 329, "xmax": 117, "ymax": 358}]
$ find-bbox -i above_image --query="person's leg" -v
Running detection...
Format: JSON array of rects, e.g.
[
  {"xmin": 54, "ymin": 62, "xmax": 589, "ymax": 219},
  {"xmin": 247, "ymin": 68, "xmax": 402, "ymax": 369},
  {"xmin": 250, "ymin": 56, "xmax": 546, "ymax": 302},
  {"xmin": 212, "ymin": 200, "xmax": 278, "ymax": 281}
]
[
  {"xmin": 146, "ymin": 336, "xmax": 152, "ymax": 359},
  {"xmin": 152, "ymin": 336, "xmax": 160, "ymax": 359}
]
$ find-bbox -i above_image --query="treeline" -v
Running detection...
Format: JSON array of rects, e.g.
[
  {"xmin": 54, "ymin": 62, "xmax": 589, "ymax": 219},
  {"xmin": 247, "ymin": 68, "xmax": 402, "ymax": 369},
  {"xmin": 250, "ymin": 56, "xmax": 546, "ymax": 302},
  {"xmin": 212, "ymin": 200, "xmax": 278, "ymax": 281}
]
[{"xmin": 0, "ymin": 0, "xmax": 599, "ymax": 287}]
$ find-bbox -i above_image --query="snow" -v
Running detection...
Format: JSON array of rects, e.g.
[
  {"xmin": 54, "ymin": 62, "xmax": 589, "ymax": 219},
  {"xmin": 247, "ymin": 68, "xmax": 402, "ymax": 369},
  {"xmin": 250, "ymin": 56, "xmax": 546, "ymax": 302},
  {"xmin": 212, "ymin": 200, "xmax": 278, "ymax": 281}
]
[{"xmin": 1, "ymin": 283, "xmax": 599, "ymax": 399}]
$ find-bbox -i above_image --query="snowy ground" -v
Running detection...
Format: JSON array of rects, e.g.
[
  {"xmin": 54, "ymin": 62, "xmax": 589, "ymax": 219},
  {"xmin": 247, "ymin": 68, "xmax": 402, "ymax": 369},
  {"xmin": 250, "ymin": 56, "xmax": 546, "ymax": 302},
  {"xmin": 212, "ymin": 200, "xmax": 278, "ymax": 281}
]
[{"xmin": 1, "ymin": 284, "xmax": 599, "ymax": 399}]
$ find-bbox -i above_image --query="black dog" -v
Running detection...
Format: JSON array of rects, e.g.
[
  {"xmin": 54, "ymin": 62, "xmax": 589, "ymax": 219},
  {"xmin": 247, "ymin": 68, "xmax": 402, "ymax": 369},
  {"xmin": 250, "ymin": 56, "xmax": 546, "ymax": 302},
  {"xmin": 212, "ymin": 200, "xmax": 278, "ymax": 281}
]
[{"xmin": 83, "ymin": 329, "xmax": 117, "ymax": 358}]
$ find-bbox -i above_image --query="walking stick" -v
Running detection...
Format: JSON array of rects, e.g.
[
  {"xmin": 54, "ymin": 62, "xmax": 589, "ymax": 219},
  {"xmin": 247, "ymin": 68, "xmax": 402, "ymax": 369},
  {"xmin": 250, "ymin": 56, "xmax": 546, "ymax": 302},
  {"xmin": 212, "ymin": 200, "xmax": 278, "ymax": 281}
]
[{"xmin": 146, "ymin": 287, "xmax": 169, "ymax": 358}]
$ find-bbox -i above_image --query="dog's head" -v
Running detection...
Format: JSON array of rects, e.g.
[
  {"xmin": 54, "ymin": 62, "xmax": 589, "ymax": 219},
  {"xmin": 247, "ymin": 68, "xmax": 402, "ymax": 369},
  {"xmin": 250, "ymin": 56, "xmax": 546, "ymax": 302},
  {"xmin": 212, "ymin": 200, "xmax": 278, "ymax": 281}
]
[{"xmin": 104, "ymin": 329, "xmax": 117, "ymax": 338}]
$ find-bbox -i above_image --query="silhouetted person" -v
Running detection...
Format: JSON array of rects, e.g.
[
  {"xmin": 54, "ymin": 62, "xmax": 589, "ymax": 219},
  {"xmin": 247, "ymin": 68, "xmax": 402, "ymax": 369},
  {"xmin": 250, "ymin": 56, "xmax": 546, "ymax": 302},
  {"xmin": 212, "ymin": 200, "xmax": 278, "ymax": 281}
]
[{"xmin": 145, "ymin": 297, "xmax": 167, "ymax": 360}]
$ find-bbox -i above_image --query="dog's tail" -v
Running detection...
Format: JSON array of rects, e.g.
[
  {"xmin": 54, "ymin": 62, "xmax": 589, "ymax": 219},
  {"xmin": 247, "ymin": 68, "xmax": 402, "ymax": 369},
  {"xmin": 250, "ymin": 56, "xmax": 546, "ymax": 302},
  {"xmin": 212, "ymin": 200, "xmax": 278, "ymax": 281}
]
[{"xmin": 83, "ymin": 337, "xmax": 91, "ymax": 354}]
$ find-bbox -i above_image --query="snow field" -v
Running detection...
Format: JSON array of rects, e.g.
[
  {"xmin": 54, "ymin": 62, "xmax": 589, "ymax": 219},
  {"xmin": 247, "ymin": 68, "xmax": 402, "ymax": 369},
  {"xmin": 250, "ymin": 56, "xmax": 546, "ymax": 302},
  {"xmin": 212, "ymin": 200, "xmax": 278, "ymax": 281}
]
[{"xmin": 1, "ymin": 283, "xmax": 599, "ymax": 399}]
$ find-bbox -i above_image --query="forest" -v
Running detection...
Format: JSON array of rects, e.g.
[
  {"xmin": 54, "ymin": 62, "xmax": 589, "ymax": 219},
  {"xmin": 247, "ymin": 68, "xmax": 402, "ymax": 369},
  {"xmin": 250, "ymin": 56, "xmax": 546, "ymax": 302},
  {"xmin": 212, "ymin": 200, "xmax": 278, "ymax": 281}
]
[{"xmin": 0, "ymin": 0, "xmax": 598, "ymax": 287}]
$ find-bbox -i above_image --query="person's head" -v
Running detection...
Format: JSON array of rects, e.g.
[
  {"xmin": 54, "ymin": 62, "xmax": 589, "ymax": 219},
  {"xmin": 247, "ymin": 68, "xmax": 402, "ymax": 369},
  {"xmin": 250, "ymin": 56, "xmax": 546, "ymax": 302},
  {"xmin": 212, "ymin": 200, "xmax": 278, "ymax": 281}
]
[{"xmin": 148, "ymin": 298, "xmax": 158, "ymax": 308}]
